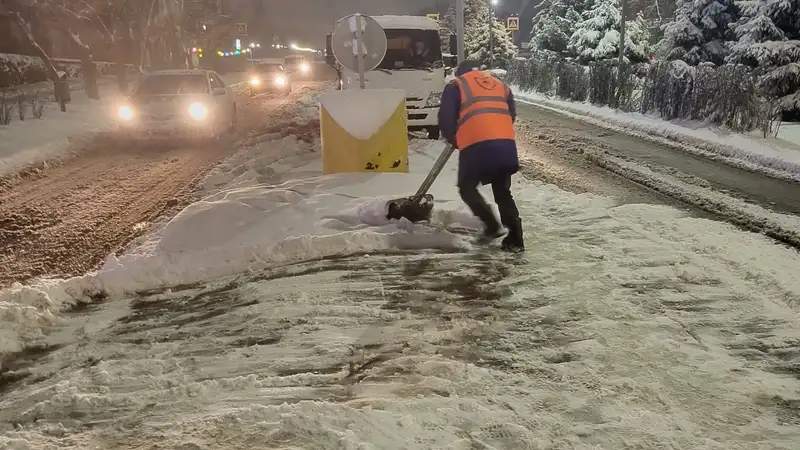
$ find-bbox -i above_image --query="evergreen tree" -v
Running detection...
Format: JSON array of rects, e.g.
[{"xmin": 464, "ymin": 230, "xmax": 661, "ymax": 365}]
[
  {"xmin": 568, "ymin": 0, "xmax": 652, "ymax": 63},
  {"xmin": 657, "ymin": 0, "xmax": 739, "ymax": 65},
  {"xmin": 727, "ymin": 0, "xmax": 800, "ymax": 110},
  {"xmin": 529, "ymin": 0, "xmax": 585, "ymax": 55},
  {"xmin": 464, "ymin": 0, "xmax": 518, "ymax": 68},
  {"xmin": 439, "ymin": 4, "xmax": 456, "ymax": 54}
]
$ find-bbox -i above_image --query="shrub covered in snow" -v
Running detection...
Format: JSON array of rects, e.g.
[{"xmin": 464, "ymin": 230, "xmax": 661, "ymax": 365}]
[
  {"xmin": 640, "ymin": 61, "xmax": 766, "ymax": 131},
  {"xmin": 588, "ymin": 60, "xmax": 645, "ymax": 109},
  {"xmin": 1, "ymin": 53, "xmax": 138, "ymax": 90},
  {"xmin": 0, "ymin": 53, "xmax": 48, "ymax": 87},
  {"xmin": 509, "ymin": 52, "xmax": 770, "ymax": 132}
]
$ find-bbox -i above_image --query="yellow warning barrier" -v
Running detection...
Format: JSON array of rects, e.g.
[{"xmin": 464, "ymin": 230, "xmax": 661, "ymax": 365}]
[{"xmin": 319, "ymin": 88, "xmax": 408, "ymax": 174}]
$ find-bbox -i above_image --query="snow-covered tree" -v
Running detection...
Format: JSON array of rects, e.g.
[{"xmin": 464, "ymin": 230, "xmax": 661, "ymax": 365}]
[
  {"xmin": 464, "ymin": 0, "xmax": 518, "ymax": 68},
  {"xmin": 657, "ymin": 0, "xmax": 739, "ymax": 65},
  {"xmin": 568, "ymin": 0, "xmax": 653, "ymax": 63},
  {"xmin": 528, "ymin": 0, "xmax": 585, "ymax": 55},
  {"xmin": 439, "ymin": 4, "xmax": 456, "ymax": 54},
  {"xmin": 727, "ymin": 0, "xmax": 800, "ymax": 110}
]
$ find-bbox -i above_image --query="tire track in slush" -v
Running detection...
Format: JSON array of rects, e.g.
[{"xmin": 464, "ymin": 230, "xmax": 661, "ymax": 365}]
[{"xmin": 0, "ymin": 82, "xmax": 327, "ymax": 287}]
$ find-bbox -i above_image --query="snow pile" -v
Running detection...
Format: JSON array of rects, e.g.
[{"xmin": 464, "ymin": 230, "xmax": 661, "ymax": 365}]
[
  {"xmin": 320, "ymin": 89, "xmax": 405, "ymax": 139},
  {"xmin": 0, "ymin": 139, "xmax": 484, "ymax": 355},
  {"xmin": 2, "ymin": 144, "xmax": 800, "ymax": 448},
  {"xmin": 513, "ymin": 88, "xmax": 800, "ymax": 181},
  {"xmin": 0, "ymin": 83, "xmax": 121, "ymax": 178}
]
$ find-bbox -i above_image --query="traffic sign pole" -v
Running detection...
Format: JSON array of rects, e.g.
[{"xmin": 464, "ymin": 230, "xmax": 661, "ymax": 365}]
[
  {"xmin": 355, "ymin": 14, "xmax": 365, "ymax": 89},
  {"xmin": 331, "ymin": 13, "xmax": 387, "ymax": 89}
]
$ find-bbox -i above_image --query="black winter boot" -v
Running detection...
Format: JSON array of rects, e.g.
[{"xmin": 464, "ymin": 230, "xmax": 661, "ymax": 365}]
[{"xmin": 501, "ymin": 218, "xmax": 524, "ymax": 253}]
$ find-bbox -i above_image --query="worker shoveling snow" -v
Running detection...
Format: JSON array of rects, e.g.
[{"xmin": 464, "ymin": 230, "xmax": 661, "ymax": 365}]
[{"xmin": 2, "ymin": 136, "xmax": 800, "ymax": 448}]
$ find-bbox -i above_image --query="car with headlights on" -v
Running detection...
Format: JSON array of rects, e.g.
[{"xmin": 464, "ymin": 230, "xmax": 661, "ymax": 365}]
[
  {"xmin": 116, "ymin": 69, "xmax": 236, "ymax": 141},
  {"xmin": 283, "ymin": 54, "xmax": 311, "ymax": 78},
  {"xmin": 248, "ymin": 62, "xmax": 291, "ymax": 96}
]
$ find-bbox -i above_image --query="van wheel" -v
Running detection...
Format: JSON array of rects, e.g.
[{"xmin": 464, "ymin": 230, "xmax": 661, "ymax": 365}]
[{"xmin": 427, "ymin": 127, "xmax": 440, "ymax": 140}]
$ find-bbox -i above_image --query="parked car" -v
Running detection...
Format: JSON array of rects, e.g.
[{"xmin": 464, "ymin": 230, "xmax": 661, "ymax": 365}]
[
  {"xmin": 248, "ymin": 62, "xmax": 291, "ymax": 96},
  {"xmin": 116, "ymin": 69, "xmax": 236, "ymax": 141}
]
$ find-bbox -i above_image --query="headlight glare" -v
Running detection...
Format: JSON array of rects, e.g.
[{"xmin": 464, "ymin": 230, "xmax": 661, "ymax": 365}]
[
  {"xmin": 250, "ymin": 77, "xmax": 261, "ymax": 85},
  {"xmin": 188, "ymin": 102, "xmax": 208, "ymax": 121},
  {"xmin": 118, "ymin": 105, "xmax": 134, "ymax": 120},
  {"xmin": 274, "ymin": 76, "xmax": 287, "ymax": 86}
]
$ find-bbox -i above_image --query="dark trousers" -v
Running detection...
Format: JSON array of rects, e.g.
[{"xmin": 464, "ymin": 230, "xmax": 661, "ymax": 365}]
[{"xmin": 458, "ymin": 172, "xmax": 523, "ymax": 245}]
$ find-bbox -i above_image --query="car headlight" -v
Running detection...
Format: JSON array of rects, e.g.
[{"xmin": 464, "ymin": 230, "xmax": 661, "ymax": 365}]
[
  {"xmin": 250, "ymin": 77, "xmax": 261, "ymax": 85},
  {"xmin": 424, "ymin": 91, "xmax": 442, "ymax": 107},
  {"xmin": 118, "ymin": 105, "xmax": 134, "ymax": 121},
  {"xmin": 300, "ymin": 63, "xmax": 310, "ymax": 73},
  {"xmin": 188, "ymin": 102, "xmax": 208, "ymax": 121},
  {"xmin": 274, "ymin": 75, "xmax": 287, "ymax": 86}
]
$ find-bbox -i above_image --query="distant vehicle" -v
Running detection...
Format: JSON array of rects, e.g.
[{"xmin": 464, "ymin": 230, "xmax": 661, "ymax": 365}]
[
  {"xmin": 326, "ymin": 15, "xmax": 455, "ymax": 140},
  {"xmin": 248, "ymin": 62, "xmax": 291, "ymax": 96},
  {"xmin": 116, "ymin": 69, "xmax": 236, "ymax": 141},
  {"xmin": 284, "ymin": 54, "xmax": 311, "ymax": 77}
]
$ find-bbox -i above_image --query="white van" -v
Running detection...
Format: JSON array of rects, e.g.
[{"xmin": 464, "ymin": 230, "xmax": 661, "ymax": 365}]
[{"xmin": 326, "ymin": 15, "xmax": 457, "ymax": 140}]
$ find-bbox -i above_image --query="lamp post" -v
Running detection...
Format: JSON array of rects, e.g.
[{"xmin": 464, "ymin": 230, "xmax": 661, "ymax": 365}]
[{"xmin": 489, "ymin": 0, "xmax": 498, "ymax": 69}]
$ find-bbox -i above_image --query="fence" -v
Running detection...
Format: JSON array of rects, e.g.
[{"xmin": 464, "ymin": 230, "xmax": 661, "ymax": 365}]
[
  {"xmin": 506, "ymin": 51, "xmax": 777, "ymax": 135},
  {"xmin": 1, "ymin": 53, "xmax": 139, "ymax": 88}
]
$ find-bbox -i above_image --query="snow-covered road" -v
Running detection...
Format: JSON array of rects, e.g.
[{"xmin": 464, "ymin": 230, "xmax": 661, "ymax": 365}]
[
  {"xmin": 0, "ymin": 81, "xmax": 330, "ymax": 287},
  {"xmin": 2, "ymin": 137, "xmax": 800, "ymax": 449},
  {"xmin": 515, "ymin": 102, "xmax": 800, "ymax": 248}
]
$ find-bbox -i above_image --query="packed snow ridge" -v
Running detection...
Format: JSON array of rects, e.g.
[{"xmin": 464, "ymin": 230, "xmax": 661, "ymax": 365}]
[{"xmin": 513, "ymin": 88, "xmax": 800, "ymax": 182}]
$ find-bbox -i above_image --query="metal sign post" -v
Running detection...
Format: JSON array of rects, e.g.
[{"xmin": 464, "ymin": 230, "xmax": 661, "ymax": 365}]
[
  {"xmin": 331, "ymin": 13, "xmax": 387, "ymax": 90},
  {"xmin": 355, "ymin": 14, "xmax": 365, "ymax": 89}
]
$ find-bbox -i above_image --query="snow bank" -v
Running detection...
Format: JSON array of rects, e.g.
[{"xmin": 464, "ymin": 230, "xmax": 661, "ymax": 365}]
[
  {"xmin": 513, "ymin": 88, "xmax": 800, "ymax": 182},
  {"xmin": 0, "ymin": 139, "xmax": 483, "ymax": 355},
  {"xmin": 0, "ymin": 84, "xmax": 121, "ymax": 178},
  {"xmin": 320, "ymin": 89, "xmax": 405, "ymax": 139}
]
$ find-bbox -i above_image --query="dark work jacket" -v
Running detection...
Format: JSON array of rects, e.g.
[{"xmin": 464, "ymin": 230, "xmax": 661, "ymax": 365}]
[{"xmin": 437, "ymin": 79, "xmax": 519, "ymax": 187}]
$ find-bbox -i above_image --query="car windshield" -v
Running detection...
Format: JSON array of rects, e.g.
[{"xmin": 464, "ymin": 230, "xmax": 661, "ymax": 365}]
[
  {"xmin": 134, "ymin": 74, "xmax": 208, "ymax": 95},
  {"xmin": 377, "ymin": 29, "xmax": 442, "ymax": 70},
  {"xmin": 254, "ymin": 64, "xmax": 284, "ymax": 73}
]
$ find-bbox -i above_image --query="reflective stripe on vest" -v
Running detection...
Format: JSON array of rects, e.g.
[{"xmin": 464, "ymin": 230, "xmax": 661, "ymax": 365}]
[{"xmin": 454, "ymin": 72, "xmax": 515, "ymax": 150}]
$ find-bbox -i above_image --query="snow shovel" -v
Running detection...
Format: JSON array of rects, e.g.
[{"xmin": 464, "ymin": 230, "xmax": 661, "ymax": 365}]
[{"xmin": 386, "ymin": 143, "xmax": 456, "ymax": 222}]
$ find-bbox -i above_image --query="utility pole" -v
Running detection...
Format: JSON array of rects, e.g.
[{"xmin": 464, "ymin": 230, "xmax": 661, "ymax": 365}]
[
  {"xmin": 489, "ymin": 2, "xmax": 494, "ymax": 68},
  {"xmin": 456, "ymin": 0, "xmax": 464, "ymax": 64},
  {"xmin": 617, "ymin": 0, "xmax": 626, "ymax": 67}
]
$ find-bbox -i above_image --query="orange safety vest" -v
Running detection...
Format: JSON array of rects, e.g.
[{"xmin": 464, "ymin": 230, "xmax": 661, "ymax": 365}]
[{"xmin": 454, "ymin": 71, "xmax": 515, "ymax": 150}]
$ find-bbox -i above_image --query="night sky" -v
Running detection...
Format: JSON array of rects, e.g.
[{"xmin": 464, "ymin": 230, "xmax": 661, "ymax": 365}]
[{"xmin": 253, "ymin": 0, "xmax": 535, "ymax": 47}]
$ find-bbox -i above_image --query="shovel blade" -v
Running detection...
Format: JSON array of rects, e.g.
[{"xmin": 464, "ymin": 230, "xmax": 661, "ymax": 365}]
[{"xmin": 386, "ymin": 194, "xmax": 434, "ymax": 222}]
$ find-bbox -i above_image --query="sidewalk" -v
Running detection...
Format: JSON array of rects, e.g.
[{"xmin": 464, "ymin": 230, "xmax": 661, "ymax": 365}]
[
  {"xmin": 512, "ymin": 88, "xmax": 800, "ymax": 182},
  {"xmin": 0, "ymin": 80, "xmax": 122, "ymax": 178}
]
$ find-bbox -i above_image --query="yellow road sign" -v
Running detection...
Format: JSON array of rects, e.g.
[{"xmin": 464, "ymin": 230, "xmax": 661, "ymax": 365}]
[
  {"xmin": 507, "ymin": 17, "xmax": 519, "ymax": 31},
  {"xmin": 427, "ymin": 13, "xmax": 440, "ymax": 22}
]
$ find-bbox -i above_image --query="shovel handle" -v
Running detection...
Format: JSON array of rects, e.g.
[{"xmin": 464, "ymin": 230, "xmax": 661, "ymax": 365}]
[{"xmin": 412, "ymin": 143, "xmax": 455, "ymax": 203}]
